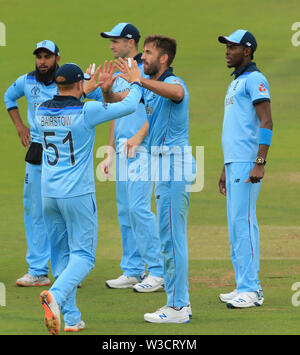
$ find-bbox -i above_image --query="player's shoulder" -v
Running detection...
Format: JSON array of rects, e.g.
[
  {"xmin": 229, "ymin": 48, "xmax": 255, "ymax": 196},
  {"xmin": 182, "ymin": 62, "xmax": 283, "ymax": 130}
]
[
  {"xmin": 244, "ymin": 64, "xmax": 268, "ymax": 82},
  {"xmin": 11, "ymin": 72, "xmax": 30, "ymax": 86},
  {"xmin": 244, "ymin": 71, "xmax": 269, "ymax": 92},
  {"xmin": 25, "ymin": 70, "xmax": 37, "ymax": 82},
  {"xmin": 248, "ymin": 70, "xmax": 267, "ymax": 79},
  {"xmin": 165, "ymin": 75, "xmax": 185, "ymax": 85},
  {"xmin": 162, "ymin": 68, "xmax": 185, "ymax": 85},
  {"xmin": 165, "ymin": 75, "xmax": 188, "ymax": 98},
  {"xmin": 40, "ymin": 96, "xmax": 82, "ymax": 110}
]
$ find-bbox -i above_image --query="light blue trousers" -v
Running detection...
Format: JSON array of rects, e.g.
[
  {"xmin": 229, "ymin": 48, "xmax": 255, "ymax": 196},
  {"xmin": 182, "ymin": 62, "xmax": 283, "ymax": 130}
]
[
  {"xmin": 155, "ymin": 179, "xmax": 190, "ymax": 308},
  {"xmin": 42, "ymin": 193, "xmax": 98, "ymax": 326},
  {"xmin": 225, "ymin": 162, "xmax": 262, "ymax": 293},
  {"xmin": 153, "ymin": 152, "xmax": 195, "ymax": 308},
  {"xmin": 116, "ymin": 152, "xmax": 164, "ymax": 278},
  {"xmin": 23, "ymin": 162, "xmax": 50, "ymax": 276}
]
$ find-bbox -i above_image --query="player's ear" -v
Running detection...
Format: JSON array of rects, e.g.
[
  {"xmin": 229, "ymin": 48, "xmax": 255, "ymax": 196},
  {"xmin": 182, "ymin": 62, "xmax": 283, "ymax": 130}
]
[
  {"xmin": 56, "ymin": 55, "xmax": 61, "ymax": 65},
  {"xmin": 159, "ymin": 53, "xmax": 169, "ymax": 66},
  {"xmin": 129, "ymin": 39, "xmax": 135, "ymax": 48},
  {"xmin": 243, "ymin": 46, "xmax": 252, "ymax": 59}
]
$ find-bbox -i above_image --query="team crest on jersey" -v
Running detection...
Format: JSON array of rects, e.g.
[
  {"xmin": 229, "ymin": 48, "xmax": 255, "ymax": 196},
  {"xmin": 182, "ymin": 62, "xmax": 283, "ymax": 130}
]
[
  {"xmin": 145, "ymin": 105, "xmax": 153, "ymax": 115},
  {"xmin": 31, "ymin": 86, "xmax": 40, "ymax": 98}
]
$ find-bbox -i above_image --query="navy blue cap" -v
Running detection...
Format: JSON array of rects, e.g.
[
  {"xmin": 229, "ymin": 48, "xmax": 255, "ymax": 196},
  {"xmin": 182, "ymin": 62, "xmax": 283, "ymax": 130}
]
[
  {"xmin": 218, "ymin": 29, "xmax": 257, "ymax": 52},
  {"xmin": 33, "ymin": 40, "xmax": 60, "ymax": 56},
  {"xmin": 101, "ymin": 23, "xmax": 141, "ymax": 43},
  {"xmin": 55, "ymin": 63, "xmax": 90, "ymax": 84}
]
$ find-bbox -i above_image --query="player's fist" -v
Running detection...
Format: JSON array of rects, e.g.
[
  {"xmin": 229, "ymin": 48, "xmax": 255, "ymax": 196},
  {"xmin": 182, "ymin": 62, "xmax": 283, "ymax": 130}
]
[
  {"xmin": 218, "ymin": 167, "xmax": 226, "ymax": 196},
  {"xmin": 100, "ymin": 155, "xmax": 114, "ymax": 178}
]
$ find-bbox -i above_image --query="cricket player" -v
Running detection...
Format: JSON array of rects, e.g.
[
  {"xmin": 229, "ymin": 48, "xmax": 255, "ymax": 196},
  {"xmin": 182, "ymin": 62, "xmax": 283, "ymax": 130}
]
[
  {"xmin": 116, "ymin": 35, "xmax": 195, "ymax": 323},
  {"xmin": 37, "ymin": 62, "xmax": 143, "ymax": 335},
  {"xmin": 217, "ymin": 30, "xmax": 273, "ymax": 308},
  {"xmin": 98, "ymin": 23, "xmax": 164, "ymax": 292},
  {"xmin": 4, "ymin": 40, "xmax": 60, "ymax": 287}
]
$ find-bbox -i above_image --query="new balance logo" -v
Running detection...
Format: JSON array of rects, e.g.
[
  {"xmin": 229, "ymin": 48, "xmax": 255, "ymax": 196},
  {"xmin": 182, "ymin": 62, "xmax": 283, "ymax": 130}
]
[
  {"xmin": 159, "ymin": 313, "xmax": 167, "ymax": 319},
  {"xmin": 234, "ymin": 179, "xmax": 240, "ymax": 183},
  {"xmin": 236, "ymin": 298, "xmax": 246, "ymax": 303}
]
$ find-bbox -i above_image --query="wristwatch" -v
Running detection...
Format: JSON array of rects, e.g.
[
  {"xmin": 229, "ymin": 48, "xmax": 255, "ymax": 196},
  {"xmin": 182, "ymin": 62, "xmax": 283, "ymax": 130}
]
[{"xmin": 256, "ymin": 157, "xmax": 267, "ymax": 166}]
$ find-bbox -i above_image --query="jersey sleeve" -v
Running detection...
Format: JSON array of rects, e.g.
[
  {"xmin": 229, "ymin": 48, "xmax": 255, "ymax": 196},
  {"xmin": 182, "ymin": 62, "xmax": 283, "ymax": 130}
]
[
  {"xmin": 245, "ymin": 72, "xmax": 271, "ymax": 104},
  {"xmin": 85, "ymin": 87, "xmax": 103, "ymax": 102},
  {"xmin": 84, "ymin": 84, "xmax": 142, "ymax": 129},
  {"xmin": 164, "ymin": 76, "xmax": 186, "ymax": 104},
  {"xmin": 4, "ymin": 74, "xmax": 26, "ymax": 111}
]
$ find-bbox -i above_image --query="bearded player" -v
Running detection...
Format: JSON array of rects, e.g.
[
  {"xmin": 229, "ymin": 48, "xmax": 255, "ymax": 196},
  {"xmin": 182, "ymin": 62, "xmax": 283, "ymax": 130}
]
[{"xmin": 4, "ymin": 40, "xmax": 60, "ymax": 287}]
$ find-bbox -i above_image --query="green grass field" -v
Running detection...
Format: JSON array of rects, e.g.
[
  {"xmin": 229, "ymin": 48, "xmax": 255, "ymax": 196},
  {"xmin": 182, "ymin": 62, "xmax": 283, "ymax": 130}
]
[{"xmin": 1, "ymin": 0, "xmax": 300, "ymax": 336}]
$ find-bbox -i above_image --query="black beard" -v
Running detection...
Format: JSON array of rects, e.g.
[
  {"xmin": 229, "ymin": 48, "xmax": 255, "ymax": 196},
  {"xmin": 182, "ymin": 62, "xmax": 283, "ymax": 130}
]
[
  {"xmin": 144, "ymin": 63, "xmax": 160, "ymax": 77},
  {"xmin": 35, "ymin": 62, "xmax": 58, "ymax": 84}
]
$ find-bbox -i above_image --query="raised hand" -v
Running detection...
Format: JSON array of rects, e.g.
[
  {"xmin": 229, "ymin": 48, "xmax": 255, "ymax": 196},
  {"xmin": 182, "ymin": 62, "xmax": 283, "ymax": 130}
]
[
  {"xmin": 83, "ymin": 63, "xmax": 102, "ymax": 94},
  {"xmin": 115, "ymin": 57, "xmax": 142, "ymax": 84},
  {"xmin": 83, "ymin": 61, "xmax": 117, "ymax": 95},
  {"xmin": 98, "ymin": 60, "xmax": 117, "ymax": 94}
]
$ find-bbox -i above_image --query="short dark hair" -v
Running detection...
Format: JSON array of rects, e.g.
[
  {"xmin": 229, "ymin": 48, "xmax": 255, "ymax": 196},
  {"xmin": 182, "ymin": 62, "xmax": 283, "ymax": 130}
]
[
  {"xmin": 243, "ymin": 45, "xmax": 254, "ymax": 60},
  {"xmin": 144, "ymin": 35, "xmax": 177, "ymax": 66}
]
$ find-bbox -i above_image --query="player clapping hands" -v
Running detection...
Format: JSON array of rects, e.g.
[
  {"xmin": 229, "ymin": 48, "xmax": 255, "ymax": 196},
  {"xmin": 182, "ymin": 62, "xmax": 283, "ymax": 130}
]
[
  {"xmin": 84, "ymin": 60, "xmax": 116, "ymax": 95},
  {"xmin": 84, "ymin": 58, "xmax": 141, "ymax": 96},
  {"xmin": 115, "ymin": 57, "xmax": 142, "ymax": 84}
]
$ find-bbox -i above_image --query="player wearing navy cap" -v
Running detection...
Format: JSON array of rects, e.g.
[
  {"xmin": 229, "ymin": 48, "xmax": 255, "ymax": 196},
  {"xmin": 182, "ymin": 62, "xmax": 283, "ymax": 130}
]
[
  {"xmin": 37, "ymin": 62, "xmax": 143, "ymax": 335},
  {"xmin": 217, "ymin": 30, "xmax": 273, "ymax": 308},
  {"xmin": 4, "ymin": 40, "xmax": 60, "ymax": 287},
  {"xmin": 98, "ymin": 23, "xmax": 164, "ymax": 292}
]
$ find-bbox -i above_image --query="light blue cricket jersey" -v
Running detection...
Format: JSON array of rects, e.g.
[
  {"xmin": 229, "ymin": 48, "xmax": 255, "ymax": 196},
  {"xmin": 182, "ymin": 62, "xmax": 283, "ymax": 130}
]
[
  {"xmin": 35, "ymin": 84, "xmax": 142, "ymax": 198},
  {"xmin": 143, "ymin": 68, "xmax": 190, "ymax": 152},
  {"xmin": 4, "ymin": 71, "xmax": 58, "ymax": 144},
  {"xmin": 112, "ymin": 54, "xmax": 149, "ymax": 153},
  {"xmin": 222, "ymin": 62, "xmax": 271, "ymax": 164}
]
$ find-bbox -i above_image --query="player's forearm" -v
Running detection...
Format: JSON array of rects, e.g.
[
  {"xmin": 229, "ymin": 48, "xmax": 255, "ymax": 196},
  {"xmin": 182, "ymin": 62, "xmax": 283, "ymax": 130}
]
[
  {"xmin": 134, "ymin": 120, "xmax": 149, "ymax": 145},
  {"xmin": 86, "ymin": 85, "xmax": 142, "ymax": 128},
  {"xmin": 136, "ymin": 120, "xmax": 149, "ymax": 141},
  {"xmin": 106, "ymin": 121, "xmax": 116, "ymax": 157},
  {"xmin": 256, "ymin": 144, "xmax": 270, "ymax": 160},
  {"xmin": 140, "ymin": 78, "xmax": 184, "ymax": 102},
  {"xmin": 8, "ymin": 108, "xmax": 31, "ymax": 147},
  {"xmin": 255, "ymin": 100, "xmax": 273, "ymax": 160},
  {"xmin": 102, "ymin": 89, "xmax": 127, "ymax": 103},
  {"xmin": 8, "ymin": 108, "xmax": 25, "ymax": 129}
]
